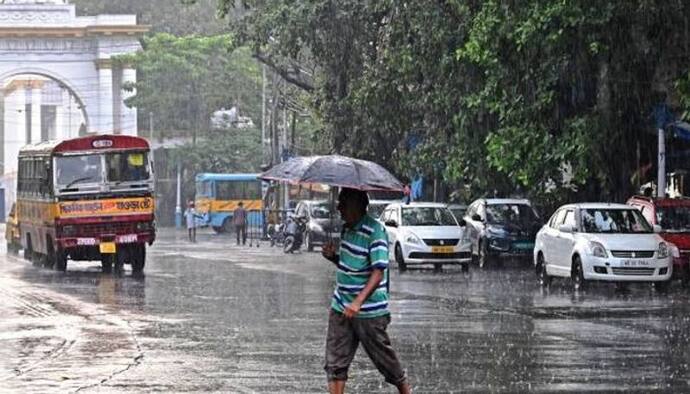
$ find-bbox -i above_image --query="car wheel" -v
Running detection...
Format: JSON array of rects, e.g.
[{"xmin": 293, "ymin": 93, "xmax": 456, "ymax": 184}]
[
  {"xmin": 654, "ymin": 280, "xmax": 670, "ymax": 293},
  {"xmin": 571, "ymin": 256, "xmax": 586, "ymax": 291},
  {"xmin": 682, "ymin": 265, "xmax": 690, "ymax": 288},
  {"xmin": 306, "ymin": 231, "xmax": 314, "ymax": 252},
  {"xmin": 212, "ymin": 226, "xmax": 224, "ymax": 234},
  {"xmin": 395, "ymin": 244, "xmax": 407, "ymax": 273},
  {"xmin": 536, "ymin": 253, "xmax": 551, "ymax": 287}
]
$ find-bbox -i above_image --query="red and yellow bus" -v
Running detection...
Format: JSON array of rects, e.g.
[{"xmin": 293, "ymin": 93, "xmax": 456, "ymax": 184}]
[{"xmin": 16, "ymin": 135, "xmax": 155, "ymax": 273}]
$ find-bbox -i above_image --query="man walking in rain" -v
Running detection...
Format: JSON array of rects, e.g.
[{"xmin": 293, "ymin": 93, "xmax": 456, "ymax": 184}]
[
  {"xmin": 233, "ymin": 201, "xmax": 248, "ymax": 245},
  {"xmin": 184, "ymin": 200, "xmax": 199, "ymax": 243},
  {"xmin": 322, "ymin": 188, "xmax": 411, "ymax": 394}
]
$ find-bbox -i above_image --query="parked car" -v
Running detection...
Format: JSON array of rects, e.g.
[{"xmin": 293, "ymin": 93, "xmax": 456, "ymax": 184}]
[
  {"xmin": 628, "ymin": 195, "xmax": 690, "ymax": 284},
  {"xmin": 534, "ymin": 203, "xmax": 674, "ymax": 291},
  {"xmin": 464, "ymin": 198, "xmax": 541, "ymax": 267},
  {"xmin": 447, "ymin": 203, "xmax": 468, "ymax": 223},
  {"xmin": 5, "ymin": 202, "xmax": 20, "ymax": 255},
  {"xmin": 368, "ymin": 199, "xmax": 397, "ymax": 221},
  {"xmin": 381, "ymin": 202, "xmax": 471, "ymax": 272},
  {"xmin": 294, "ymin": 200, "xmax": 343, "ymax": 252}
]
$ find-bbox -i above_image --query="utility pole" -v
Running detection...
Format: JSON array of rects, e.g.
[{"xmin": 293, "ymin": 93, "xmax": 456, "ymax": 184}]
[
  {"xmin": 658, "ymin": 127, "xmax": 666, "ymax": 198},
  {"xmin": 149, "ymin": 111, "xmax": 154, "ymax": 142},
  {"xmin": 261, "ymin": 65, "xmax": 267, "ymax": 162}
]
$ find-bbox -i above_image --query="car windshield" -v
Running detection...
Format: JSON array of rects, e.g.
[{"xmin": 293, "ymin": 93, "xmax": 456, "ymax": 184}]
[
  {"xmin": 311, "ymin": 203, "xmax": 334, "ymax": 219},
  {"xmin": 581, "ymin": 208, "xmax": 652, "ymax": 233},
  {"xmin": 486, "ymin": 204, "xmax": 538, "ymax": 225},
  {"xmin": 450, "ymin": 207, "xmax": 466, "ymax": 220},
  {"xmin": 55, "ymin": 154, "xmax": 104, "ymax": 188},
  {"xmin": 106, "ymin": 151, "xmax": 150, "ymax": 183},
  {"xmin": 656, "ymin": 206, "xmax": 690, "ymax": 232},
  {"xmin": 368, "ymin": 204, "xmax": 387, "ymax": 219},
  {"xmin": 401, "ymin": 207, "xmax": 458, "ymax": 226}
]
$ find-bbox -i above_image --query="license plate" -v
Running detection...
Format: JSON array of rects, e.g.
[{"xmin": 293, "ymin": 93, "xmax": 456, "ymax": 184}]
[
  {"xmin": 117, "ymin": 234, "xmax": 138, "ymax": 243},
  {"xmin": 77, "ymin": 238, "xmax": 97, "ymax": 246},
  {"xmin": 622, "ymin": 260, "xmax": 649, "ymax": 267},
  {"xmin": 513, "ymin": 242, "xmax": 534, "ymax": 250},
  {"xmin": 99, "ymin": 242, "xmax": 116, "ymax": 254},
  {"xmin": 432, "ymin": 246, "xmax": 455, "ymax": 254}
]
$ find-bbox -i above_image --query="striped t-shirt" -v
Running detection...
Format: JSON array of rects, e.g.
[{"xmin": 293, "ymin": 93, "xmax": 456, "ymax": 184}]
[{"xmin": 331, "ymin": 214, "xmax": 390, "ymax": 319}]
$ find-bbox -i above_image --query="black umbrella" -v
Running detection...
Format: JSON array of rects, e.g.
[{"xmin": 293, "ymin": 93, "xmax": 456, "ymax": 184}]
[{"xmin": 260, "ymin": 155, "xmax": 404, "ymax": 191}]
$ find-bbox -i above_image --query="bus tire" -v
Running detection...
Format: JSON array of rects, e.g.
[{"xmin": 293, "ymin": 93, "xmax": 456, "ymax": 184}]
[
  {"xmin": 223, "ymin": 218, "xmax": 234, "ymax": 234},
  {"xmin": 101, "ymin": 254, "xmax": 114, "ymax": 273},
  {"xmin": 54, "ymin": 249, "xmax": 67, "ymax": 272},
  {"xmin": 44, "ymin": 237, "xmax": 56, "ymax": 269},
  {"xmin": 23, "ymin": 235, "xmax": 32, "ymax": 262},
  {"xmin": 132, "ymin": 244, "xmax": 145, "ymax": 274}
]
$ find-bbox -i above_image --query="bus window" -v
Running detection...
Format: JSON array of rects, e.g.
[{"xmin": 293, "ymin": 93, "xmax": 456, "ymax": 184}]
[
  {"xmin": 56, "ymin": 154, "xmax": 104, "ymax": 187},
  {"xmin": 216, "ymin": 181, "xmax": 260, "ymax": 200},
  {"xmin": 196, "ymin": 181, "xmax": 212, "ymax": 197},
  {"xmin": 106, "ymin": 152, "xmax": 150, "ymax": 183}
]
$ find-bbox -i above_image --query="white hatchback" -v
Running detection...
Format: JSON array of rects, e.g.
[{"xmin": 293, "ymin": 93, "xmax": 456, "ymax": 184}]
[
  {"xmin": 380, "ymin": 202, "xmax": 472, "ymax": 272},
  {"xmin": 534, "ymin": 203, "xmax": 675, "ymax": 290}
]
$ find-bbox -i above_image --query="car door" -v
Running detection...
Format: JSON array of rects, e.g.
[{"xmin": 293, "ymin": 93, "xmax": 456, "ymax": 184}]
[
  {"xmin": 386, "ymin": 207, "xmax": 402, "ymax": 249},
  {"xmin": 465, "ymin": 201, "xmax": 483, "ymax": 252},
  {"xmin": 539, "ymin": 208, "xmax": 564, "ymax": 266},
  {"xmin": 549, "ymin": 209, "xmax": 576, "ymax": 275}
]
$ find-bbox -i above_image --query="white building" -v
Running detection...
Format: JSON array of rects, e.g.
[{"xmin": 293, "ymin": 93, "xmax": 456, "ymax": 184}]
[{"xmin": 0, "ymin": 0, "xmax": 149, "ymax": 214}]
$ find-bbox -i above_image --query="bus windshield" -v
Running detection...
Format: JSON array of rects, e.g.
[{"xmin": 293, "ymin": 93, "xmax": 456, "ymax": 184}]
[
  {"xmin": 55, "ymin": 154, "xmax": 104, "ymax": 188},
  {"xmin": 106, "ymin": 151, "xmax": 150, "ymax": 183}
]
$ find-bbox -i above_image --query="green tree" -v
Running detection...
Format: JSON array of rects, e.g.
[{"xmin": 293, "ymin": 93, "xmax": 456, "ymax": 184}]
[{"xmin": 116, "ymin": 33, "xmax": 262, "ymax": 143}]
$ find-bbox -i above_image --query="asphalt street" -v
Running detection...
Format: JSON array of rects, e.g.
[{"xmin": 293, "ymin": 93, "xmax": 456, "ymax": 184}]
[{"xmin": 2, "ymin": 227, "xmax": 690, "ymax": 393}]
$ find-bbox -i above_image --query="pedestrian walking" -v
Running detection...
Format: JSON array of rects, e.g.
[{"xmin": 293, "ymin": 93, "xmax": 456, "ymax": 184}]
[
  {"xmin": 233, "ymin": 201, "xmax": 248, "ymax": 245},
  {"xmin": 321, "ymin": 188, "xmax": 411, "ymax": 394},
  {"xmin": 184, "ymin": 200, "xmax": 200, "ymax": 243}
]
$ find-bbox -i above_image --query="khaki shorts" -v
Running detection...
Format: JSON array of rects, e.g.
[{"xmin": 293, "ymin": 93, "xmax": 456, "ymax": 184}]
[{"xmin": 324, "ymin": 309, "xmax": 407, "ymax": 386}]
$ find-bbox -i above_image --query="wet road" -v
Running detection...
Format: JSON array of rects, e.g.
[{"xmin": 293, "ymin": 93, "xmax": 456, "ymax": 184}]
[{"xmin": 2, "ymin": 228, "xmax": 690, "ymax": 393}]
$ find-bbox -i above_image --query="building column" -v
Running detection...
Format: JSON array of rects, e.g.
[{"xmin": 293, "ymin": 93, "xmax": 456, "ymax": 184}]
[
  {"xmin": 121, "ymin": 67, "xmax": 137, "ymax": 136},
  {"xmin": 30, "ymin": 83, "xmax": 41, "ymax": 143},
  {"xmin": 96, "ymin": 59, "xmax": 114, "ymax": 134}
]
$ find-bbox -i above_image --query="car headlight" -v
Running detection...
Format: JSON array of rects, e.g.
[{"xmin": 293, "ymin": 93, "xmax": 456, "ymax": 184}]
[
  {"xmin": 669, "ymin": 243, "xmax": 680, "ymax": 258},
  {"xmin": 658, "ymin": 242, "xmax": 670, "ymax": 259},
  {"xmin": 487, "ymin": 226, "xmax": 506, "ymax": 237},
  {"xmin": 588, "ymin": 241, "xmax": 607, "ymax": 258},
  {"xmin": 405, "ymin": 233, "xmax": 422, "ymax": 245},
  {"xmin": 310, "ymin": 223, "xmax": 324, "ymax": 233}
]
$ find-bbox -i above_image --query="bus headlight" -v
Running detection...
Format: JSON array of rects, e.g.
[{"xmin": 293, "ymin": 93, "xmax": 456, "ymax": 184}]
[
  {"xmin": 61, "ymin": 225, "xmax": 76, "ymax": 236},
  {"xmin": 136, "ymin": 222, "xmax": 152, "ymax": 231}
]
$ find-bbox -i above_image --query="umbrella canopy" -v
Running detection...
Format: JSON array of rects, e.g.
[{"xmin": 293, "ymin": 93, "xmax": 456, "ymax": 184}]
[{"xmin": 260, "ymin": 155, "xmax": 404, "ymax": 192}]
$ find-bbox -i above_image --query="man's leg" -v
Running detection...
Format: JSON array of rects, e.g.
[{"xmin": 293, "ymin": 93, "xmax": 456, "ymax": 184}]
[
  {"xmin": 354, "ymin": 315, "xmax": 410, "ymax": 393},
  {"xmin": 192, "ymin": 227, "xmax": 196, "ymax": 242},
  {"xmin": 242, "ymin": 225, "xmax": 247, "ymax": 245},
  {"xmin": 236, "ymin": 225, "xmax": 240, "ymax": 245},
  {"xmin": 324, "ymin": 310, "xmax": 358, "ymax": 394},
  {"xmin": 188, "ymin": 228, "xmax": 192, "ymax": 242}
]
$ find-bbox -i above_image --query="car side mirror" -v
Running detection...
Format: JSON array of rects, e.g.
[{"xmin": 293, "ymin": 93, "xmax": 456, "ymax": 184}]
[
  {"xmin": 385, "ymin": 220, "xmax": 398, "ymax": 228},
  {"xmin": 559, "ymin": 224, "xmax": 575, "ymax": 233},
  {"xmin": 653, "ymin": 224, "xmax": 662, "ymax": 233},
  {"xmin": 471, "ymin": 214, "xmax": 482, "ymax": 222},
  {"xmin": 458, "ymin": 219, "xmax": 466, "ymax": 227}
]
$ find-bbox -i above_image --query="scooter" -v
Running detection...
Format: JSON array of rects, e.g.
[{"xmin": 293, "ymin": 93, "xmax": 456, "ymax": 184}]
[
  {"xmin": 268, "ymin": 221, "xmax": 286, "ymax": 246},
  {"xmin": 283, "ymin": 215, "xmax": 307, "ymax": 254}
]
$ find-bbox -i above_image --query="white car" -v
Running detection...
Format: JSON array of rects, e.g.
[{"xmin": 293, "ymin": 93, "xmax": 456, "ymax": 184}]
[
  {"xmin": 380, "ymin": 202, "xmax": 472, "ymax": 272},
  {"xmin": 534, "ymin": 203, "xmax": 675, "ymax": 290}
]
